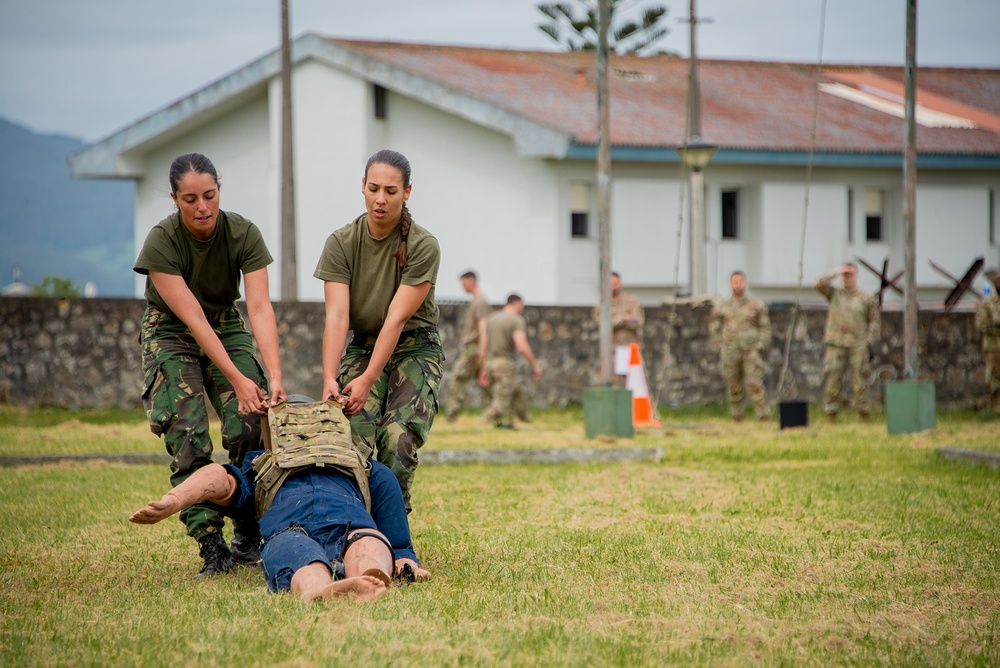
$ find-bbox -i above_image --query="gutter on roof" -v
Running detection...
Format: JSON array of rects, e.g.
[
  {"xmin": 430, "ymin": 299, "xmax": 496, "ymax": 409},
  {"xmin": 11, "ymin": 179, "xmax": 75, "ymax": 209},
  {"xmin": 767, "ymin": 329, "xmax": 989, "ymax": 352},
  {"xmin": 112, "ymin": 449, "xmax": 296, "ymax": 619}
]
[{"xmin": 565, "ymin": 145, "xmax": 1000, "ymax": 170}]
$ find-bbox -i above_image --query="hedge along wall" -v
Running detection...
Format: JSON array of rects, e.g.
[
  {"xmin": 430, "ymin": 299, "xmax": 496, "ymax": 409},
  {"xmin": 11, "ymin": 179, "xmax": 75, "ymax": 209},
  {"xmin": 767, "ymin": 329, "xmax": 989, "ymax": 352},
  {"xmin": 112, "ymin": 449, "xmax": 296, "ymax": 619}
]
[{"xmin": 0, "ymin": 296, "xmax": 990, "ymax": 412}]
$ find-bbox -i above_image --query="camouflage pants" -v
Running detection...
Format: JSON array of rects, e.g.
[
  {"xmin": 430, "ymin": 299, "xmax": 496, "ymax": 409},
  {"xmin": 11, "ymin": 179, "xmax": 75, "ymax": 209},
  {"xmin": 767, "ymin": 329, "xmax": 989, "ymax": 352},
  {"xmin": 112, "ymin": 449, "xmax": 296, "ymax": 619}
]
[
  {"xmin": 444, "ymin": 343, "xmax": 490, "ymax": 416},
  {"xmin": 339, "ymin": 327, "xmax": 443, "ymax": 513},
  {"xmin": 984, "ymin": 349, "xmax": 1000, "ymax": 410},
  {"xmin": 823, "ymin": 344, "xmax": 871, "ymax": 415},
  {"xmin": 720, "ymin": 346, "xmax": 769, "ymax": 419},
  {"xmin": 140, "ymin": 306, "xmax": 266, "ymax": 540},
  {"xmin": 483, "ymin": 358, "xmax": 529, "ymax": 425}
]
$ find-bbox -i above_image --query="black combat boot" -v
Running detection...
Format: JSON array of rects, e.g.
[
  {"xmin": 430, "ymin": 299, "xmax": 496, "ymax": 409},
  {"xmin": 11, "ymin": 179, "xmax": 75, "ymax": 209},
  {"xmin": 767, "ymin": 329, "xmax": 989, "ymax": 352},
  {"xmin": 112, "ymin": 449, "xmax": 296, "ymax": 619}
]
[
  {"xmin": 195, "ymin": 532, "xmax": 235, "ymax": 578},
  {"xmin": 230, "ymin": 517, "xmax": 262, "ymax": 567}
]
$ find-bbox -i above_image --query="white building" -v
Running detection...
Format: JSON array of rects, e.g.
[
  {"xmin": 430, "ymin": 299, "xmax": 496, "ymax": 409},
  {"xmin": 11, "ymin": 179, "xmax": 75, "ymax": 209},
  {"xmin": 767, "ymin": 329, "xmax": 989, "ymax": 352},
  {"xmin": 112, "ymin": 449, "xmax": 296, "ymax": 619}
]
[{"xmin": 70, "ymin": 34, "xmax": 1000, "ymax": 307}]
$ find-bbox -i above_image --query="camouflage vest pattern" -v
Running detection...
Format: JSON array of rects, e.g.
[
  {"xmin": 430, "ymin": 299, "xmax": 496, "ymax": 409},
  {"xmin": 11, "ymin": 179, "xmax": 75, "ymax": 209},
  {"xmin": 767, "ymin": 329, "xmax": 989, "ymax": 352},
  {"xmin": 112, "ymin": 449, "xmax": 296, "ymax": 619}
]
[{"xmin": 251, "ymin": 400, "xmax": 371, "ymax": 519}]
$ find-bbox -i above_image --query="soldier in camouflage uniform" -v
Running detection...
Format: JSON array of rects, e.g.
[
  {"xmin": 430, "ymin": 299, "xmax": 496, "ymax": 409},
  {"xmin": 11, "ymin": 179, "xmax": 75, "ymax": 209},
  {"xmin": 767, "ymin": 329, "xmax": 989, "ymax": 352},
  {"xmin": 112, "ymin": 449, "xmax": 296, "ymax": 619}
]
[
  {"xmin": 444, "ymin": 270, "xmax": 492, "ymax": 419},
  {"xmin": 975, "ymin": 269, "xmax": 1000, "ymax": 412},
  {"xmin": 816, "ymin": 263, "xmax": 880, "ymax": 423},
  {"xmin": 592, "ymin": 271, "xmax": 644, "ymax": 387},
  {"xmin": 710, "ymin": 271, "xmax": 771, "ymax": 421},
  {"xmin": 134, "ymin": 153, "xmax": 286, "ymax": 577},
  {"xmin": 480, "ymin": 294, "xmax": 543, "ymax": 428},
  {"xmin": 314, "ymin": 150, "xmax": 443, "ymax": 513}
]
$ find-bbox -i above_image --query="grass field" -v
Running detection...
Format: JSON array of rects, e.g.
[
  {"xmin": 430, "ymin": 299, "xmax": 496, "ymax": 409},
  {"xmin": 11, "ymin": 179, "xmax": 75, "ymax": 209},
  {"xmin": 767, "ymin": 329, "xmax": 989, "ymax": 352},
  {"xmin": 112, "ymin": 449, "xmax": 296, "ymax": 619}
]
[{"xmin": 1, "ymin": 405, "xmax": 998, "ymax": 666}]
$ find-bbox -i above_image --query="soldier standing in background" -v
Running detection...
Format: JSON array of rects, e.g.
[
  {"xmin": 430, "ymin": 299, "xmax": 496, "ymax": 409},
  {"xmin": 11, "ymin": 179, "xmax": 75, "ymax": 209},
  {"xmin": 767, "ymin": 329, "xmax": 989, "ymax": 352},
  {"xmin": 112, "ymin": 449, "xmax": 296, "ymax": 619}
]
[
  {"xmin": 444, "ymin": 270, "xmax": 491, "ymax": 420},
  {"xmin": 480, "ymin": 294, "xmax": 543, "ymax": 429},
  {"xmin": 975, "ymin": 269, "xmax": 1000, "ymax": 413},
  {"xmin": 816, "ymin": 263, "xmax": 880, "ymax": 423},
  {"xmin": 710, "ymin": 270, "xmax": 771, "ymax": 422},
  {"xmin": 592, "ymin": 271, "xmax": 644, "ymax": 387}
]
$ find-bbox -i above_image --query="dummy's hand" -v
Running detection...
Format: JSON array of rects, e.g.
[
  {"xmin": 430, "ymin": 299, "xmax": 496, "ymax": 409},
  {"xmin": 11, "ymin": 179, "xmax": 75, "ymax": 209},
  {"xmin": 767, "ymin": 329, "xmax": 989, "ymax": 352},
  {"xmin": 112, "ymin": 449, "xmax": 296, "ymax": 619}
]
[
  {"xmin": 340, "ymin": 375, "xmax": 374, "ymax": 416},
  {"xmin": 478, "ymin": 368, "xmax": 490, "ymax": 388},
  {"xmin": 129, "ymin": 492, "xmax": 183, "ymax": 525},
  {"xmin": 531, "ymin": 364, "xmax": 543, "ymax": 381},
  {"xmin": 395, "ymin": 558, "xmax": 430, "ymax": 582},
  {"xmin": 234, "ymin": 374, "xmax": 268, "ymax": 416}
]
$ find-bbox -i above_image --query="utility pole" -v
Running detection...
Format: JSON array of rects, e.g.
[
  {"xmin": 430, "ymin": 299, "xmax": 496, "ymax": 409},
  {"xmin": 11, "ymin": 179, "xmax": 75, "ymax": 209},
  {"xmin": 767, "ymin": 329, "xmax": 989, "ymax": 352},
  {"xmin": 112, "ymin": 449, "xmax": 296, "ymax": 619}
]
[
  {"xmin": 686, "ymin": 0, "xmax": 702, "ymax": 139},
  {"xmin": 280, "ymin": 0, "xmax": 297, "ymax": 300},
  {"xmin": 902, "ymin": 0, "xmax": 918, "ymax": 378},
  {"xmin": 596, "ymin": 0, "xmax": 613, "ymax": 384},
  {"xmin": 679, "ymin": 0, "xmax": 715, "ymax": 297}
]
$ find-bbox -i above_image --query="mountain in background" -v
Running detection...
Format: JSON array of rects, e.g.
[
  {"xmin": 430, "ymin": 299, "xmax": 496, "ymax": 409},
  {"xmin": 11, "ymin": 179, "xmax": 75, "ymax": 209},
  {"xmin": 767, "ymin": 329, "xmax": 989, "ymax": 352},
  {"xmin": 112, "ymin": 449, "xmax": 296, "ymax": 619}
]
[{"xmin": 0, "ymin": 116, "xmax": 134, "ymax": 296}]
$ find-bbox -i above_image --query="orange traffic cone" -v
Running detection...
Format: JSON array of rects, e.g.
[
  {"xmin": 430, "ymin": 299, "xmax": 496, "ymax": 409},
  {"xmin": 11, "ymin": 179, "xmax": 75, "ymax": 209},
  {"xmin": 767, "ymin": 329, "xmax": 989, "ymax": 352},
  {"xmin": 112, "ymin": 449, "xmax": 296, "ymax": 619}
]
[{"xmin": 625, "ymin": 343, "xmax": 661, "ymax": 427}]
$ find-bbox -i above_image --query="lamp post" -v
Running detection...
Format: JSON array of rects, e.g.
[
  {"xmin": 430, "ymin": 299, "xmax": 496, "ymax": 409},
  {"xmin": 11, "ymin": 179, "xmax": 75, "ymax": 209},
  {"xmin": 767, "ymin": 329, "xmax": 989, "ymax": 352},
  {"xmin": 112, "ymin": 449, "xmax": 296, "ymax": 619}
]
[{"xmin": 677, "ymin": 139, "xmax": 717, "ymax": 296}]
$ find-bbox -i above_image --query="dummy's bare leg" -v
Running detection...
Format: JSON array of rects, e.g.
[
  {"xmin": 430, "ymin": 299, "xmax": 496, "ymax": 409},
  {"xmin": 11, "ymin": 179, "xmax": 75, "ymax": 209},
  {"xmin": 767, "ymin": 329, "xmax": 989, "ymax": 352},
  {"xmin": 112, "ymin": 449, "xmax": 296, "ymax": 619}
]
[
  {"xmin": 344, "ymin": 529, "xmax": 394, "ymax": 585},
  {"xmin": 130, "ymin": 463, "xmax": 237, "ymax": 525},
  {"xmin": 290, "ymin": 562, "xmax": 387, "ymax": 603}
]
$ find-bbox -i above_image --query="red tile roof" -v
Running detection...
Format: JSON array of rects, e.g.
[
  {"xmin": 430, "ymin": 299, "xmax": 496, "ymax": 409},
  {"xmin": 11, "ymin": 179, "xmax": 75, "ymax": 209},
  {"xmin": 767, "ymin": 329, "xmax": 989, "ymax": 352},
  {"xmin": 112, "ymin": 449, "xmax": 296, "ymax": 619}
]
[{"xmin": 331, "ymin": 37, "xmax": 1000, "ymax": 156}]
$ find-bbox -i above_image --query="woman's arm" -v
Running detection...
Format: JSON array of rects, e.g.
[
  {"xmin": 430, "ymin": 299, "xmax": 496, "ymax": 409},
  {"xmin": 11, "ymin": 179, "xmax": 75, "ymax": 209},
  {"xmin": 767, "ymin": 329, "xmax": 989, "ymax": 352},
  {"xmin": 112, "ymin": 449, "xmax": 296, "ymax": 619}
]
[
  {"xmin": 149, "ymin": 271, "xmax": 267, "ymax": 415},
  {"xmin": 243, "ymin": 267, "xmax": 286, "ymax": 405},
  {"xmin": 340, "ymin": 281, "xmax": 431, "ymax": 416},
  {"xmin": 322, "ymin": 281, "xmax": 352, "ymax": 402}
]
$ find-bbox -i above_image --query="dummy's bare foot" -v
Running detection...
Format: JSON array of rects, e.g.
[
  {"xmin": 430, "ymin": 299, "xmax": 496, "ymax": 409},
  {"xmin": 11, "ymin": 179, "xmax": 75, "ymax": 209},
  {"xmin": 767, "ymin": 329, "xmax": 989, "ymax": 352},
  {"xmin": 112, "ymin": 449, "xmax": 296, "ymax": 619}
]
[
  {"xmin": 332, "ymin": 575, "xmax": 388, "ymax": 602},
  {"xmin": 302, "ymin": 576, "xmax": 387, "ymax": 603},
  {"xmin": 292, "ymin": 564, "xmax": 387, "ymax": 603}
]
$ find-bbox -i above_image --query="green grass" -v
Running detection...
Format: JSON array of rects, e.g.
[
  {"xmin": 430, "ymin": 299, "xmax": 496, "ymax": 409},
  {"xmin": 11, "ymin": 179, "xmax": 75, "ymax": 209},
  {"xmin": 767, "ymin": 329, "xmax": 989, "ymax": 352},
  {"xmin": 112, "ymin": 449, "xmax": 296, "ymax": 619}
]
[{"xmin": 1, "ymin": 406, "xmax": 998, "ymax": 666}]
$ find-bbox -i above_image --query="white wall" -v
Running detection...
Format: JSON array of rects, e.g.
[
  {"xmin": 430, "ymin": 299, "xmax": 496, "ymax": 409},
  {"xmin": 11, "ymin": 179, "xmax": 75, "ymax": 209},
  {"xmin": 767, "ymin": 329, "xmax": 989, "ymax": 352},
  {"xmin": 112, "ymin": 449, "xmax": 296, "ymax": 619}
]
[
  {"xmin": 914, "ymin": 185, "xmax": 992, "ymax": 286},
  {"xmin": 757, "ymin": 182, "xmax": 855, "ymax": 291},
  {"xmin": 611, "ymin": 174, "xmax": 686, "ymax": 294},
  {"xmin": 377, "ymin": 93, "xmax": 561, "ymax": 305},
  {"xmin": 286, "ymin": 59, "xmax": 372, "ymax": 302}
]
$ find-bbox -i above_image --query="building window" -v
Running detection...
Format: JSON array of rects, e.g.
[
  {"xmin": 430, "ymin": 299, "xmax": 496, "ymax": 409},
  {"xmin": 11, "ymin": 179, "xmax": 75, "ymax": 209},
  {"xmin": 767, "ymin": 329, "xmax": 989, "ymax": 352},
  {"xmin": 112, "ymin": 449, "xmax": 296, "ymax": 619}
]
[
  {"xmin": 373, "ymin": 84, "xmax": 387, "ymax": 119},
  {"xmin": 847, "ymin": 188, "xmax": 855, "ymax": 243},
  {"xmin": 721, "ymin": 189, "xmax": 739, "ymax": 239},
  {"xmin": 865, "ymin": 188, "xmax": 884, "ymax": 241},
  {"xmin": 569, "ymin": 182, "xmax": 591, "ymax": 238}
]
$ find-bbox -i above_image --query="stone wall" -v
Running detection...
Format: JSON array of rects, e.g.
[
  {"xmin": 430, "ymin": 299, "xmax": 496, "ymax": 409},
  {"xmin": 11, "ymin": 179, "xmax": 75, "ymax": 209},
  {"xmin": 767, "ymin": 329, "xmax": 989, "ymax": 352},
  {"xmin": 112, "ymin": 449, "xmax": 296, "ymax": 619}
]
[{"xmin": 0, "ymin": 297, "xmax": 990, "ymax": 411}]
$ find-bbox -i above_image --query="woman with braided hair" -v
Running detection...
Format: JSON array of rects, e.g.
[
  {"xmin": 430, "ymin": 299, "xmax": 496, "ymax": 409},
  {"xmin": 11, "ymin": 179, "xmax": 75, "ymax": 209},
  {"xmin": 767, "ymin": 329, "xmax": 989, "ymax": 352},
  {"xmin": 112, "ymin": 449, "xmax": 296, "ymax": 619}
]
[{"xmin": 313, "ymin": 149, "xmax": 443, "ymax": 513}]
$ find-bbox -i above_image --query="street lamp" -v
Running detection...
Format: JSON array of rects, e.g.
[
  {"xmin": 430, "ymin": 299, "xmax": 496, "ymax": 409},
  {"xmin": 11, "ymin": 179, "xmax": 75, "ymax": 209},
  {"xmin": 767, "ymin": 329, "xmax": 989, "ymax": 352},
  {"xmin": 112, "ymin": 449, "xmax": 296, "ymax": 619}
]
[{"xmin": 677, "ymin": 138, "xmax": 718, "ymax": 296}]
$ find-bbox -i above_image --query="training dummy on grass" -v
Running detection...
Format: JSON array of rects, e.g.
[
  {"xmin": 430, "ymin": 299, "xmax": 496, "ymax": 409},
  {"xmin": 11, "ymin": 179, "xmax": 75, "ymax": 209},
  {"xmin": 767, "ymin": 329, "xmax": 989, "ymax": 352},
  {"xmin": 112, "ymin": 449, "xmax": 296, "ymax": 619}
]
[{"xmin": 130, "ymin": 399, "xmax": 429, "ymax": 602}]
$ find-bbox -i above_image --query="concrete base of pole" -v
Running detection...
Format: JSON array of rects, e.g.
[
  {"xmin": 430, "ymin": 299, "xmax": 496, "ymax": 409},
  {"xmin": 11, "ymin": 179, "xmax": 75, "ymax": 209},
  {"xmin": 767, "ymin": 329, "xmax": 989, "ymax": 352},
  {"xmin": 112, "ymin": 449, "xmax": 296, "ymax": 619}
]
[
  {"xmin": 885, "ymin": 380, "xmax": 936, "ymax": 434},
  {"xmin": 583, "ymin": 386, "xmax": 635, "ymax": 439}
]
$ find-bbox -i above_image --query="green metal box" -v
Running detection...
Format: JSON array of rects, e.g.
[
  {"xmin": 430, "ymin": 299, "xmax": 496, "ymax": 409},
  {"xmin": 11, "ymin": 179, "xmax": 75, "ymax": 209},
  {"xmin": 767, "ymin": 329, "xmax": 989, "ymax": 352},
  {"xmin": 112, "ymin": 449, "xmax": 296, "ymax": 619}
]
[
  {"xmin": 583, "ymin": 386, "xmax": 634, "ymax": 439},
  {"xmin": 885, "ymin": 380, "xmax": 936, "ymax": 434}
]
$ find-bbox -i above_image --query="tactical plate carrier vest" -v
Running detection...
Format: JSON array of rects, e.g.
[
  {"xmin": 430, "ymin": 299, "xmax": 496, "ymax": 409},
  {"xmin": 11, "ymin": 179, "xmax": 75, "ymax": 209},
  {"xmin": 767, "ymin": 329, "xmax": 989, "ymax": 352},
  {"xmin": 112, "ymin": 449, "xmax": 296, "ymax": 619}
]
[{"xmin": 251, "ymin": 400, "xmax": 371, "ymax": 519}]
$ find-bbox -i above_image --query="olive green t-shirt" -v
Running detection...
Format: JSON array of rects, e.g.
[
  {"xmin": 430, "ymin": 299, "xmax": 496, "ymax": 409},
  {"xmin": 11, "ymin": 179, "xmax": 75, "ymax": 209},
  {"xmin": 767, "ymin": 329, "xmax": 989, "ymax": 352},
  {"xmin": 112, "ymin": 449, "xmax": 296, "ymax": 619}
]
[
  {"xmin": 460, "ymin": 294, "xmax": 491, "ymax": 345},
  {"xmin": 485, "ymin": 310, "xmax": 525, "ymax": 361},
  {"xmin": 313, "ymin": 214, "xmax": 440, "ymax": 334},
  {"xmin": 133, "ymin": 211, "xmax": 273, "ymax": 314}
]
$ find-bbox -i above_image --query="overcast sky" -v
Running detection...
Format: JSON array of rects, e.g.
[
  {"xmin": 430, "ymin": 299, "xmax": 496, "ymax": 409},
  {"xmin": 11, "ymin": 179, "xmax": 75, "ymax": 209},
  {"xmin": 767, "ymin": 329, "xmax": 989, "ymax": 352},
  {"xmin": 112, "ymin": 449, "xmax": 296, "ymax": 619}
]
[{"xmin": 1, "ymin": 0, "xmax": 998, "ymax": 142}]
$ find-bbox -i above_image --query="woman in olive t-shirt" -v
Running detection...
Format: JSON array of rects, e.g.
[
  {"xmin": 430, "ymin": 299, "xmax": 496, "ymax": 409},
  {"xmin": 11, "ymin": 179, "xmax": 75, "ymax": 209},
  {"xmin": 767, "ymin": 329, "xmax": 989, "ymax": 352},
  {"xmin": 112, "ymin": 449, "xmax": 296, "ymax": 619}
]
[
  {"xmin": 313, "ymin": 149, "xmax": 443, "ymax": 513},
  {"xmin": 133, "ymin": 152, "xmax": 286, "ymax": 576}
]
